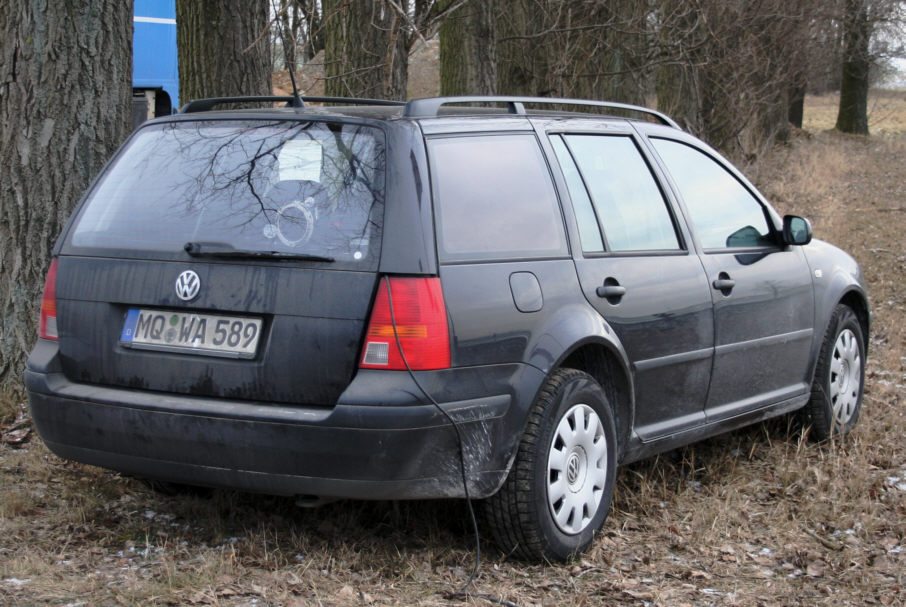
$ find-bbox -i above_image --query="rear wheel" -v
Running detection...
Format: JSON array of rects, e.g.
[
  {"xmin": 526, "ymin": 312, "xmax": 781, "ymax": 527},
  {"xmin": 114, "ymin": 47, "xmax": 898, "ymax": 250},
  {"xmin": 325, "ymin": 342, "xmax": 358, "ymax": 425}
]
[
  {"xmin": 483, "ymin": 368, "xmax": 617, "ymax": 561},
  {"xmin": 803, "ymin": 304, "xmax": 865, "ymax": 440}
]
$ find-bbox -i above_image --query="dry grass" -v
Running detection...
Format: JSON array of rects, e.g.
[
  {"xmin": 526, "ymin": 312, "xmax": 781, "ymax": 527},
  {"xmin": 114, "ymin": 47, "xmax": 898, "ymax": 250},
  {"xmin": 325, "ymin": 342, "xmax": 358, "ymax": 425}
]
[
  {"xmin": 803, "ymin": 89, "xmax": 906, "ymax": 134},
  {"xmin": 2, "ymin": 92, "xmax": 906, "ymax": 606}
]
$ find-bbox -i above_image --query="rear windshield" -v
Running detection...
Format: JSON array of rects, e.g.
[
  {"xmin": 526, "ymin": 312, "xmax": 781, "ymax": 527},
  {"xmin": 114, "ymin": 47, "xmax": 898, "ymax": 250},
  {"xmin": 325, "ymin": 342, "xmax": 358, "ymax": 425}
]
[{"xmin": 69, "ymin": 120, "xmax": 385, "ymax": 263}]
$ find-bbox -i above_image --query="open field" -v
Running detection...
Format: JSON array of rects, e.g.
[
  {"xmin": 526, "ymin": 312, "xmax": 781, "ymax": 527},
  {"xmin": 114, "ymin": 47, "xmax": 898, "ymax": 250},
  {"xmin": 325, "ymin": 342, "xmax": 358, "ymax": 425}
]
[{"xmin": 2, "ymin": 92, "xmax": 905, "ymax": 606}]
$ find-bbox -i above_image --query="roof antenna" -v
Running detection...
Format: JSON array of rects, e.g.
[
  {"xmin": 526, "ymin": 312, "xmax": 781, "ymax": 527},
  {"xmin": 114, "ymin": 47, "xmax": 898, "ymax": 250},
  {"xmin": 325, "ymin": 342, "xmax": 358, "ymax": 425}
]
[
  {"xmin": 287, "ymin": 64, "xmax": 304, "ymax": 109},
  {"xmin": 272, "ymin": 0, "xmax": 304, "ymax": 108}
]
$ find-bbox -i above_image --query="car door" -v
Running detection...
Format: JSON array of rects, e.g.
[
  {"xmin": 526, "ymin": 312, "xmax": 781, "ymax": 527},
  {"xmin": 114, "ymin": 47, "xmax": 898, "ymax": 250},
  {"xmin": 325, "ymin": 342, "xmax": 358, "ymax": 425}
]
[
  {"xmin": 647, "ymin": 136, "xmax": 815, "ymax": 422},
  {"xmin": 541, "ymin": 124, "xmax": 715, "ymax": 441}
]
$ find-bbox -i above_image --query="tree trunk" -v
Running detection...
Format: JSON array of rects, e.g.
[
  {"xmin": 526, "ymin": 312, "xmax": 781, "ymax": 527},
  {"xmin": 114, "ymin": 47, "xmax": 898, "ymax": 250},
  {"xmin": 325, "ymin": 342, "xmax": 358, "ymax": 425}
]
[
  {"xmin": 439, "ymin": 0, "xmax": 497, "ymax": 95},
  {"xmin": 835, "ymin": 0, "xmax": 871, "ymax": 135},
  {"xmin": 322, "ymin": 0, "xmax": 409, "ymax": 100},
  {"xmin": 788, "ymin": 81, "xmax": 806, "ymax": 128},
  {"xmin": 278, "ymin": 0, "xmax": 297, "ymax": 71},
  {"xmin": 176, "ymin": 0, "xmax": 271, "ymax": 103},
  {"xmin": 657, "ymin": 0, "xmax": 809, "ymax": 160},
  {"xmin": 299, "ymin": 0, "xmax": 325, "ymax": 61},
  {"xmin": 496, "ymin": 0, "xmax": 648, "ymax": 103},
  {"xmin": 0, "ymin": 0, "xmax": 132, "ymax": 404}
]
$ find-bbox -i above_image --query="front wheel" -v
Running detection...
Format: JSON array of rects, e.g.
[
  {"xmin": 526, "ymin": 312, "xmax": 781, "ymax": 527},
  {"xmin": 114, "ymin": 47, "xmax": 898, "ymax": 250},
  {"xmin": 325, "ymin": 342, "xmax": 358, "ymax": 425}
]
[
  {"xmin": 483, "ymin": 368, "xmax": 617, "ymax": 561},
  {"xmin": 802, "ymin": 304, "xmax": 866, "ymax": 441}
]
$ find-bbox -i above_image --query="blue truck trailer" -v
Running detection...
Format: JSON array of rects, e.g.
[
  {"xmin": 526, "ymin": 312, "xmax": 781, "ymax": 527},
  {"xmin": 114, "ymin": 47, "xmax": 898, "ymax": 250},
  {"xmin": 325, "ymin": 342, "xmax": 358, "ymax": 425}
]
[{"xmin": 132, "ymin": 0, "xmax": 178, "ymax": 129}]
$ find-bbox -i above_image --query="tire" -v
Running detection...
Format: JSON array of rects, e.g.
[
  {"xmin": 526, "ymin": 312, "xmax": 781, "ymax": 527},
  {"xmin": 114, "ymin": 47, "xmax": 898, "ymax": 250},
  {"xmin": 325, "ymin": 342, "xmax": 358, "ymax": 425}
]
[
  {"xmin": 483, "ymin": 368, "xmax": 617, "ymax": 562},
  {"xmin": 802, "ymin": 304, "xmax": 865, "ymax": 441}
]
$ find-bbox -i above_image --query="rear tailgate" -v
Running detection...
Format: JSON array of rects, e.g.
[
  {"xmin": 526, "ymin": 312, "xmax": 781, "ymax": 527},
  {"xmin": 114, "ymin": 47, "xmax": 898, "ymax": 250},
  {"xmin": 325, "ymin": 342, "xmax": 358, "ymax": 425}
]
[
  {"xmin": 53, "ymin": 117, "xmax": 388, "ymax": 406},
  {"xmin": 55, "ymin": 256, "xmax": 377, "ymax": 405}
]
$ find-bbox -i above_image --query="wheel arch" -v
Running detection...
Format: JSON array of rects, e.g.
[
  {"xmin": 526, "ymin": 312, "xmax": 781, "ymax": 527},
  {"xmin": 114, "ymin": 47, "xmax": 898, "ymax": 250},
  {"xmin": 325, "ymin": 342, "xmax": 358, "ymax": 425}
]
[
  {"xmin": 808, "ymin": 286, "xmax": 870, "ymax": 384},
  {"xmin": 840, "ymin": 289, "xmax": 870, "ymax": 355},
  {"xmin": 557, "ymin": 340, "xmax": 634, "ymax": 461},
  {"xmin": 804, "ymin": 239, "xmax": 870, "ymax": 368}
]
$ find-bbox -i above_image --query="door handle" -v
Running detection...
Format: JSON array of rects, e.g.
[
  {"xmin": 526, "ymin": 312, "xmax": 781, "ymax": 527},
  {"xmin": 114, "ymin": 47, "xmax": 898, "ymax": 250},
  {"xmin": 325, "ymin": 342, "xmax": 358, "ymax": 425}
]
[
  {"xmin": 596, "ymin": 277, "xmax": 626, "ymax": 303},
  {"xmin": 712, "ymin": 272, "xmax": 735, "ymax": 294},
  {"xmin": 596, "ymin": 285, "xmax": 627, "ymax": 298}
]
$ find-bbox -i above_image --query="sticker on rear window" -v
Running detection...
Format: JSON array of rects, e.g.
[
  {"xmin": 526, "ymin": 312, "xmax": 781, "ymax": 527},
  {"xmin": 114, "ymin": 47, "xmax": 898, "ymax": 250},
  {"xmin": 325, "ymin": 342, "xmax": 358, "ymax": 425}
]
[{"xmin": 278, "ymin": 140, "xmax": 322, "ymax": 181}]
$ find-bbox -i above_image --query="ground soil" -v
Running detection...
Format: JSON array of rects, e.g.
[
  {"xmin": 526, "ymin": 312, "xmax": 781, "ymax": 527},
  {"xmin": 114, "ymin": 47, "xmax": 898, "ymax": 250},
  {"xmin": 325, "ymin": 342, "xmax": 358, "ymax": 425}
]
[{"xmin": 1, "ymin": 92, "xmax": 905, "ymax": 606}]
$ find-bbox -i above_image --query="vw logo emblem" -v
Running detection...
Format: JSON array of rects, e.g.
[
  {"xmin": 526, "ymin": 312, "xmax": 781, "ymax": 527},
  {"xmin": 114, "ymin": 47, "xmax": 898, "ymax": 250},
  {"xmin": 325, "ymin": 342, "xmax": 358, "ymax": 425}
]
[
  {"xmin": 567, "ymin": 453, "xmax": 581, "ymax": 485},
  {"xmin": 175, "ymin": 270, "xmax": 200, "ymax": 301}
]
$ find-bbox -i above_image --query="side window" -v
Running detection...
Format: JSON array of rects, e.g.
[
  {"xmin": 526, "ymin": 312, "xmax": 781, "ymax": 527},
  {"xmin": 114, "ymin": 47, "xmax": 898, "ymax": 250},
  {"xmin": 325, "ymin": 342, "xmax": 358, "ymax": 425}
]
[
  {"xmin": 550, "ymin": 136, "xmax": 604, "ymax": 253},
  {"xmin": 651, "ymin": 138, "xmax": 775, "ymax": 249},
  {"xmin": 561, "ymin": 135, "xmax": 680, "ymax": 252},
  {"xmin": 428, "ymin": 134, "xmax": 567, "ymax": 262}
]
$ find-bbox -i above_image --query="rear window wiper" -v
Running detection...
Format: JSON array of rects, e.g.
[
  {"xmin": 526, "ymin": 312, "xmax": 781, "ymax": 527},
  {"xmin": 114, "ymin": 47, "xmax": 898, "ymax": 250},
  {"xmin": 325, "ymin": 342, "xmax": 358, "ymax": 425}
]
[{"xmin": 184, "ymin": 241, "xmax": 334, "ymax": 262}]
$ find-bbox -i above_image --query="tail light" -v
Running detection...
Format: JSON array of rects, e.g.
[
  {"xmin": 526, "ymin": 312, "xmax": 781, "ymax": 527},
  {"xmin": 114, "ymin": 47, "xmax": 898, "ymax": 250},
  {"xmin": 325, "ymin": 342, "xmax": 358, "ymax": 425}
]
[
  {"xmin": 39, "ymin": 258, "xmax": 59, "ymax": 340},
  {"xmin": 360, "ymin": 277, "xmax": 451, "ymax": 370}
]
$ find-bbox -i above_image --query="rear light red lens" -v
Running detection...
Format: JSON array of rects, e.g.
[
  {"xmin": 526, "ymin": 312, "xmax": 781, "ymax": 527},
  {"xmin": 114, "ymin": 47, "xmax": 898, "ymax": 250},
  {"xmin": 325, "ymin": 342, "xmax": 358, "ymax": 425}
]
[
  {"xmin": 360, "ymin": 277, "xmax": 451, "ymax": 371},
  {"xmin": 39, "ymin": 258, "xmax": 59, "ymax": 340}
]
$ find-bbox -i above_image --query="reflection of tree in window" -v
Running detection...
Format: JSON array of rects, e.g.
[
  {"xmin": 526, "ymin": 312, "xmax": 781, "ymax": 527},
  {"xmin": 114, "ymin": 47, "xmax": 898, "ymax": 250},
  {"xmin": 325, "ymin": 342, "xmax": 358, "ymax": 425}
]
[
  {"xmin": 651, "ymin": 138, "xmax": 773, "ymax": 250},
  {"xmin": 563, "ymin": 135, "xmax": 679, "ymax": 252},
  {"xmin": 70, "ymin": 121, "xmax": 385, "ymax": 261}
]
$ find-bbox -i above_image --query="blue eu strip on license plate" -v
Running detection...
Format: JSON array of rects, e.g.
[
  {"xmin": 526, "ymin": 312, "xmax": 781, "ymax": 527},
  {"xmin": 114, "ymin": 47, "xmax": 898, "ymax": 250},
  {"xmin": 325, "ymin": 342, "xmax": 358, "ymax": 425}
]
[{"xmin": 121, "ymin": 309, "xmax": 140, "ymax": 342}]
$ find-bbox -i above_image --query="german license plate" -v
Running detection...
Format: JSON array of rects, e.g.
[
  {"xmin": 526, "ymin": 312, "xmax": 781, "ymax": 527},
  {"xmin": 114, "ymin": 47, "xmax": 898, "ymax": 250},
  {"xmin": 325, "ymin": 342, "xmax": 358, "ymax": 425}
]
[{"xmin": 120, "ymin": 309, "xmax": 262, "ymax": 359}]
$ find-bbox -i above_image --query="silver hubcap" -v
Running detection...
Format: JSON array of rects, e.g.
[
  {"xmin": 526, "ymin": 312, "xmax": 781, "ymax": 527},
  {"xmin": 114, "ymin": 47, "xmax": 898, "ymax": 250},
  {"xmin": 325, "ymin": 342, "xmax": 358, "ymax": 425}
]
[
  {"xmin": 829, "ymin": 328, "xmax": 861, "ymax": 427},
  {"xmin": 547, "ymin": 404, "xmax": 608, "ymax": 535}
]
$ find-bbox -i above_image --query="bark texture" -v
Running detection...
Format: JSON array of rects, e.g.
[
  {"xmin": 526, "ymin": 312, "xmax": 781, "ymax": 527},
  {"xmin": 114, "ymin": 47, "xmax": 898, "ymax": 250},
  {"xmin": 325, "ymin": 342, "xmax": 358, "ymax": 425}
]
[
  {"xmin": 496, "ymin": 0, "xmax": 648, "ymax": 104},
  {"xmin": 836, "ymin": 0, "xmax": 871, "ymax": 134},
  {"xmin": 176, "ymin": 0, "xmax": 272, "ymax": 103},
  {"xmin": 322, "ymin": 0, "xmax": 409, "ymax": 99},
  {"xmin": 0, "ymin": 0, "xmax": 132, "ymax": 400},
  {"xmin": 656, "ymin": 0, "xmax": 810, "ymax": 160},
  {"xmin": 439, "ymin": 0, "xmax": 497, "ymax": 95}
]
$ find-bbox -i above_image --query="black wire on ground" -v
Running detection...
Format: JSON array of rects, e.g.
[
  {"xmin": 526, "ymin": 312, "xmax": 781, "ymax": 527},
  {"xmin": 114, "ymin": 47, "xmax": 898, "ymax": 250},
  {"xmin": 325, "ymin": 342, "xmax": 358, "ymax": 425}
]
[{"xmin": 383, "ymin": 277, "xmax": 518, "ymax": 607}]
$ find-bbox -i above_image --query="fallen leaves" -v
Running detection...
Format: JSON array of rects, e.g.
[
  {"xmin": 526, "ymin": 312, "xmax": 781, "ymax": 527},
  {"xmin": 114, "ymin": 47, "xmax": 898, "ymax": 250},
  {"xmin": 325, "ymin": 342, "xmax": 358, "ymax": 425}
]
[{"xmin": 0, "ymin": 406, "xmax": 31, "ymax": 447}]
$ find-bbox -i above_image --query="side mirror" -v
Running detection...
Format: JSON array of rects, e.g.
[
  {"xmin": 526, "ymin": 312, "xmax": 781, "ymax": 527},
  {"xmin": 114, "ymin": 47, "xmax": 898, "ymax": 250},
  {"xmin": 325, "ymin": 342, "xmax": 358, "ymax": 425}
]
[{"xmin": 782, "ymin": 215, "xmax": 812, "ymax": 246}]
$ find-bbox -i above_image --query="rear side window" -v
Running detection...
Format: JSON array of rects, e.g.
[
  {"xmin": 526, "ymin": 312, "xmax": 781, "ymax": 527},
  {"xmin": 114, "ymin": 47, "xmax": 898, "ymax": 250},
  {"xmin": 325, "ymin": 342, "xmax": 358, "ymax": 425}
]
[
  {"xmin": 70, "ymin": 120, "xmax": 385, "ymax": 263},
  {"xmin": 558, "ymin": 135, "xmax": 680, "ymax": 252},
  {"xmin": 550, "ymin": 136, "xmax": 604, "ymax": 253},
  {"xmin": 428, "ymin": 134, "xmax": 567, "ymax": 262},
  {"xmin": 651, "ymin": 138, "xmax": 774, "ymax": 249}
]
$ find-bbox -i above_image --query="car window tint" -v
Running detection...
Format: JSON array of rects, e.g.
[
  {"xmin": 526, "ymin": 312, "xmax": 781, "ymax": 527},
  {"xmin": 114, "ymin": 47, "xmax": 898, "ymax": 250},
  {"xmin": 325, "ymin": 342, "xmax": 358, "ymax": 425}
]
[
  {"xmin": 563, "ymin": 135, "xmax": 679, "ymax": 252},
  {"xmin": 550, "ymin": 136, "xmax": 604, "ymax": 253},
  {"xmin": 651, "ymin": 138, "xmax": 774, "ymax": 249},
  {"xmin": 428, "ymin": 134, "xmax": 567, "ymax": 261},
  {"xmin": 70, "ymin": 120, "xmax": 384, "ymax": 262}
]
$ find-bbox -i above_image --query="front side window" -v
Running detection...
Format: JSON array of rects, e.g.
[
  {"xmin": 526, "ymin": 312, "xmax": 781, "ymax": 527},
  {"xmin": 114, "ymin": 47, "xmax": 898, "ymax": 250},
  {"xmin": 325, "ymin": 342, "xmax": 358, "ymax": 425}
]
[
  {"xmin": 558, "ymin": 135, "xmax": 680, "ymax": 252},
  {"xmin": 651, "ymin": 138, "xmax": 774, "ymax": 250},
  {"xmin": 428, "ymin": 134, "xmax": 567, "ymax": 262},
  {"xmin": 71, "ymin": 120, "xmax": 385, "ymax": 262}
]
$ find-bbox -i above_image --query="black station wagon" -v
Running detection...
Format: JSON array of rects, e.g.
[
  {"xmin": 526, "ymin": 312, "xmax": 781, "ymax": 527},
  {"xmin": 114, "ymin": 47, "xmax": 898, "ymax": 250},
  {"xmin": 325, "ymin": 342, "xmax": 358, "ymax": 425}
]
[{"xmin": 27, "ymin": 96, "xmax": 869, "ymax": 561}]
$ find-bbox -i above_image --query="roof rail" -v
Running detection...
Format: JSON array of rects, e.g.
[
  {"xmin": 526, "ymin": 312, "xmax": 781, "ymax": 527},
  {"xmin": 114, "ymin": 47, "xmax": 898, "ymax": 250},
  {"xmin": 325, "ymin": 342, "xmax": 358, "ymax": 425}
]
[
  {"xmin": 179, "ymin": 95, "xmax": 406, "ymax": 114},
  {"xmin": 403, "ymin": 96, "xmax": 680, "ymax": 128}
]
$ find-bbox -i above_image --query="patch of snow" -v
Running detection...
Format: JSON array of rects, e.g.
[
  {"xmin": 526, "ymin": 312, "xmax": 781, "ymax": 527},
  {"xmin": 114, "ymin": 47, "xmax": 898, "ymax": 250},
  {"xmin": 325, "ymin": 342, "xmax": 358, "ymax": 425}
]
[
  {"xmin": 885, "ymin": 477, "xmax": 906, "ymax": 491},
  {"xmin": 3, "ymin": 578, "xmax": 31, "ymax": 587}
]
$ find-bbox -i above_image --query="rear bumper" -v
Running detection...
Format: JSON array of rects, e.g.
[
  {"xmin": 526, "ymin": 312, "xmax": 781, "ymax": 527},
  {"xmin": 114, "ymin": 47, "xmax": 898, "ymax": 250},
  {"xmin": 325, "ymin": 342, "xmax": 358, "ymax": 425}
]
[{"xmin": 26, "ymin": 341, "xmax": 542, "ymax": 500}]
